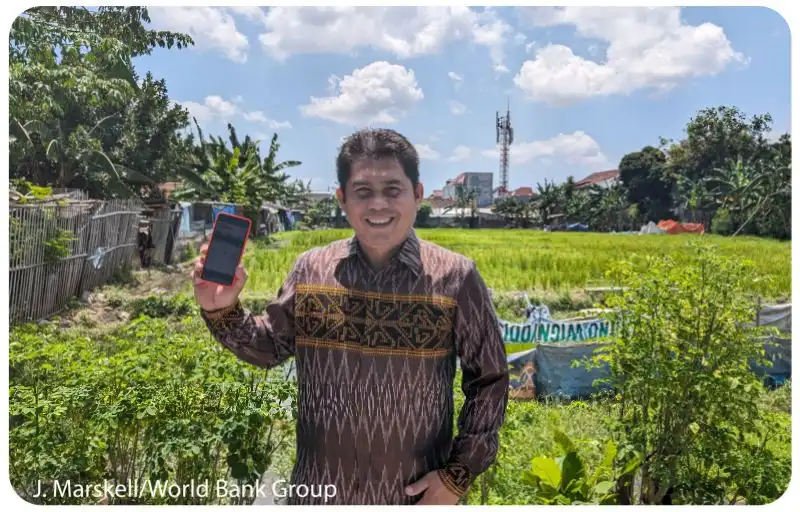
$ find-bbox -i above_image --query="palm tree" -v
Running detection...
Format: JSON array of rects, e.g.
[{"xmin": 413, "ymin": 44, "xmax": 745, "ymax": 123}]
[{"xmin": 534, "ymin": 180, "xmax": 560, "ymax": 227}]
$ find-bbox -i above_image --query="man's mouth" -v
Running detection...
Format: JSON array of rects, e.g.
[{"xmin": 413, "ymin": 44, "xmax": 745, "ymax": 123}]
[{"xmin": 365, "ymin": 216, "xmax": 394, "ymax": 227}]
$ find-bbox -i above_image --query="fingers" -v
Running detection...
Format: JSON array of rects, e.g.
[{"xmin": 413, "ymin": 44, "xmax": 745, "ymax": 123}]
[{"xmin": 405, "ymin": 474, "xmax": 432, "ymax": 497}]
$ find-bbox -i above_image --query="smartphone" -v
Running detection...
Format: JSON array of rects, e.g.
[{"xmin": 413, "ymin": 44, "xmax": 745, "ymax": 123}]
[{"xmin": 201, "ymin": 212, "xmax": 252, "ymax": 286}]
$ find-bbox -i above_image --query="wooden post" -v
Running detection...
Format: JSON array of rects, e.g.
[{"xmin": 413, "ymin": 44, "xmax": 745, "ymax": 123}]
[{"xmin": 756, "ymin": 296, "xmax": 761, "ymax": 327}]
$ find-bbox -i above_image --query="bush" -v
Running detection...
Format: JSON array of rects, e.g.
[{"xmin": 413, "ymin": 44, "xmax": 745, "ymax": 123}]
[
  {"xmin": 710, "ymin": 208, "xmax": 733, "ymax": 235},
  {"xmin": 9, "ymin": 317, "xmax": 296, "ymax": 505},
  {"xmin": 129, "ymin": 294, "xmax": 196, "ymax": 318},
  {"xmin": 593, "ymin": 241, "xmax": 785, "ymax": 504}
]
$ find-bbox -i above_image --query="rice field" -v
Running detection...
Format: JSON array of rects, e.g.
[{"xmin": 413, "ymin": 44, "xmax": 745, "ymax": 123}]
[{"xmin": 242, "ymin": 229, "xmax": 791, "ymax": 300}]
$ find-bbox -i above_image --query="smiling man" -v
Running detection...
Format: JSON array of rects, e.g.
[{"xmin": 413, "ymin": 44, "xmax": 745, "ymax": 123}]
[{"xmin": 193, "ymin": 128, "xmax": 509, "ymax": 505}]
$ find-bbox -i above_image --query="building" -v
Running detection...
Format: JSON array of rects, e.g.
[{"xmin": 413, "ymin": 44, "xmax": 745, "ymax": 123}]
[
  {"xmin": 575, "ymin": 169, "xmax": 620, "ymax": 189},
  {"xmin": 442, "ymin": 172, "xmax": 494, "ymax": 207},
  {"xmin": 307, "ymin": 191, "xmax": 334, "ymax": 203},
  {"xmin": 511, "ymin": 186, "xmax": 536, "ymax": 202}
]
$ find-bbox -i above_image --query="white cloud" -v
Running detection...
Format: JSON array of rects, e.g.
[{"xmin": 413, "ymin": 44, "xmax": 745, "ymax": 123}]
[
  {"xmin": 515, "ymin": 33, "xmax": 527, "ymax": 45},
  {"xmin": 525, "ymin": 41, "xmax": 538, "ymax": 53},
  {"xmin": 449, "ymin": 101, "xmax": 467, "ymax": 115},
  {"xmin": 482, "ymin": 131, "xmax": 608, "ymax": 167},
  {"xmin": 243, "ymin": 111, "xmax": 293, "ymax": 129},
  {"xmin": 178, "ymin": 95, "xmax": 291, "ymax": 129},
  {"xmin": 148, "ymin": 7, "xmax": 249, "ymax": 63},
  {"xmin": 228, "ymin": 6, "xmax": 267, "ymax": 22},
  {"xmin": 514, "ymin": 7, "xmax": 747, "ymax": 105},
  {"xmin": 299, "ymin": 61, "xmax": 424, "ymax": 125},
  {"xmin": 448, "ymin": 145, "xmax": 472, "ymax": 162},
  {"xmin": 258, "ymin": 7, "xmax": 512, "ymax": 71},
  {"xmin": 415, "ymin": 144, "xmax": 441, "ymax": 161},
  {"xmin": 448, "ymin": 71, "xmax": 463, "ymax": 91}
]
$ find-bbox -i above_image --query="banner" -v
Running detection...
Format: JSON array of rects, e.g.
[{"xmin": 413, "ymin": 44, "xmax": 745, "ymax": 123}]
[{"xmin": 499, "ymin": 299, "xmax": 612, "ymax": 344}]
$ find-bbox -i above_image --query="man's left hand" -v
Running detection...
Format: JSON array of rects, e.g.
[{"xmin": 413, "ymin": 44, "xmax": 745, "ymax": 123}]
[{"xmin": 405, "ymin": 471, "xmax": 460, "ymax": 505}]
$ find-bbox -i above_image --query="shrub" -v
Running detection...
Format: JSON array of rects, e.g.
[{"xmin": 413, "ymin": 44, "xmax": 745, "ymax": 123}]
[
  {"xmin": 9, "ymin": 317, "xmax": 296, "ymax": 505},
  {"xmin": 593, "ymin": 240, "xmax": 784, "ymax": 504}
]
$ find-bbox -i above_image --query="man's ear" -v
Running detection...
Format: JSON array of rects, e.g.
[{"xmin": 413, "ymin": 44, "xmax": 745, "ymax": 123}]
[
  {"xmin": 414, "ymin": 183, "xmax": 424, "ymax": 204},
  {"xmin": 335, "ymin": 188, "xmax": 346, "ymax": 206}
]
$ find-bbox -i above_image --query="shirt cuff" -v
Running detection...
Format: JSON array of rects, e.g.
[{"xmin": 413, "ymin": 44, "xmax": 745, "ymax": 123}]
[
  {"xmin": 200, "ymin": 301, "xmax": 245, "ymax": 327},
  {"xmin": 437, "ymin": 458, "xmax": 473, "ymax": 497}
]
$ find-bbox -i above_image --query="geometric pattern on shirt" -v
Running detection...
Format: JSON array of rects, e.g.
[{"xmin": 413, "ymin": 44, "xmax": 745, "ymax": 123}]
[{"xmin": 295, "ymin": 284, "xmax": 456, "ymax": 358}]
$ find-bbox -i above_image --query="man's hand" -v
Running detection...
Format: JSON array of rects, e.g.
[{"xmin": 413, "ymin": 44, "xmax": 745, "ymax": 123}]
[
  {"xmin": 190, "ymin": 243, "xmax": 248, "ymax": 312},
  {"xmin": 405, "ymin": 471, "xmax": 460, "ymax": 505}
]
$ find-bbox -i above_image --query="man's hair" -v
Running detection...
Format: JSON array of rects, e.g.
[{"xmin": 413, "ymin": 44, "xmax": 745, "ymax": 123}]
[{"xmin": 336, "ymin": 128, "xmax": 420, "ymax": 190}]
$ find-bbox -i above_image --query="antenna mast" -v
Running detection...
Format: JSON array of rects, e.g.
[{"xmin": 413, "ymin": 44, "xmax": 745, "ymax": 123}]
[{"xmin": 496, "ymin": 99, "xmax": 514, "ymax": 196}]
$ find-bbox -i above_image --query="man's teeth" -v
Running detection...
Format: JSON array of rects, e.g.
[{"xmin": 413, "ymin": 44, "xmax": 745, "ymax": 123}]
[{"xmin": 367, "ymin": 218, "xmax": 392, "ymax": 225}]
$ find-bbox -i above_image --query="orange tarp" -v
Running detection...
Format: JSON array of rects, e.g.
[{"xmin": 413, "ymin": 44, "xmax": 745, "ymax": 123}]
[{"xmin": 657, "ymin": 219, "xmax": 705, "ymax": 235}]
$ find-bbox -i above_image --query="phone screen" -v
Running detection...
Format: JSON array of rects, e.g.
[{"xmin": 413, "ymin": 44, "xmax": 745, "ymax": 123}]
[{"xmin": 202, "ymin": 214, "xmax": 250, "ymax": 285}]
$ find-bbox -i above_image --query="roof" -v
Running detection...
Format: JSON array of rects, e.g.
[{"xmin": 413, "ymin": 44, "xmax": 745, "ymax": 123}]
[
  {"xmin": 513, "ymin": 186, "xmax": 535, "ymax": 197},
  {"xmin": 576, "ymin": 169, "xmax": 620, "ymax": 187},
  {"xmin": 453, "ymin": 173, "xmax": 466, "ymax": 185},
  {"xmin": 431, "ymin": 189, "xmax": 444, "ymax": 198}
]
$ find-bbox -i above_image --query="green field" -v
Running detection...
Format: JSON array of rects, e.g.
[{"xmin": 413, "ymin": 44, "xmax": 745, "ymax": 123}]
[{"xmin": 242, "ymin": 229, "xmax": 791, "ymax": 300}]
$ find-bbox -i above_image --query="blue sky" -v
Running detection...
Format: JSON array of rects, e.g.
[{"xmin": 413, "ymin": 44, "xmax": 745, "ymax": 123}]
[{"xmin": 134, "ymin": 6, "xmax": 791, "ymax": 194}]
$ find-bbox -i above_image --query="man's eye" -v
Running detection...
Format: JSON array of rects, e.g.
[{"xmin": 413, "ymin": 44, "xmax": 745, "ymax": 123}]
[
  {"xmin": 386, "ymin": 187, "xmax": 401, "ymax": 197},
  {"xmin": 356, "ymin": 189, "xmax": 371, "ymax": 199}
]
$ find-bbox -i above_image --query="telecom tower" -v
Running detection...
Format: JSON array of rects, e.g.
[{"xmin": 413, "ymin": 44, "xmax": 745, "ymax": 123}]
[{"xmin": 495, "ymin": 100, "xmax": 514, "ymax": 197}]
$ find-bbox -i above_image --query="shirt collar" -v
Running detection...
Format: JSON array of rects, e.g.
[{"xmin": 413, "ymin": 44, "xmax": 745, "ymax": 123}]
[{"xmin": 338, "ymin": 229, "xmax": 422, "ymax": 276}]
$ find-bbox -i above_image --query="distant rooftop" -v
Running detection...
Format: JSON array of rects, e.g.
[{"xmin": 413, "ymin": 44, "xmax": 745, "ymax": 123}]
[{"xmin": 576, "ymin": 169, "xmax": 620, "ymax": 188}]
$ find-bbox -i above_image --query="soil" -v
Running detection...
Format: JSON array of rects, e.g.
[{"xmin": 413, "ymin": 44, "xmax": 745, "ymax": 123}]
[{"xmin": 58, "ymin": 261, "xmax": 196, "ymax": 331}]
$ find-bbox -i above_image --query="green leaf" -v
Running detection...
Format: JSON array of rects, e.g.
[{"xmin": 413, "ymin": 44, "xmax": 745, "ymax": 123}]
[
  {"xmin": 593, "ymin": 480, "xmax": 615, "ymax": 496},
  {"xmin": 560, "ymin": 451, "xmax": 585, "ymax": 490},
  {"xmin": 553, "ymin": 428, "xmax": 575, "ymax": 454},
  {"xmin": 531, "ymin": 456, "xmax": 562, "ymax": 489}
]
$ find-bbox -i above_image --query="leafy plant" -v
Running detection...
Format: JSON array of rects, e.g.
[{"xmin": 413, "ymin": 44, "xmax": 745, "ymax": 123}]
[
  {"xmin": 9, "ymin": 316, "xmax": 296, "ymax": 505},
  {"xmin": 591, "ymin": 240, "xmax": 780, "ymax": 504},
  {"xmin": 522, "ymin": 429, "xmax": 634, "ymax": 504},
  {"xmin": 128, "ymin": 294, "xmax": 195, "ymax": 318}
]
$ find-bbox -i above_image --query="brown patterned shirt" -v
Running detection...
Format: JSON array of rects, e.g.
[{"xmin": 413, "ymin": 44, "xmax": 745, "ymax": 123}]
[{"xmin": 201, "ymin": 230, "xmax": 509, "ymax": 505}]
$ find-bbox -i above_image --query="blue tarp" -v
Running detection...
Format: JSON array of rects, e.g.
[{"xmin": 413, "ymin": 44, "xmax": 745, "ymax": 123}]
[
  {"xmin": 179, "ymin": 202, "xmax": 193, "ymax": 235},
  {"xmin": 212, "ymin": 204, "xmax": 236, "ymax": 223},
  {"xmin": 507, "ymin": 337, "xmax": 791, "ymax": 399}
]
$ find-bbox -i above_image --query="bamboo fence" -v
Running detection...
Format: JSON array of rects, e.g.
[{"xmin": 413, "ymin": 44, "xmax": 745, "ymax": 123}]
[{"xmin": 7, "ymin": 197, "xmax": 174, "ymax": 324}]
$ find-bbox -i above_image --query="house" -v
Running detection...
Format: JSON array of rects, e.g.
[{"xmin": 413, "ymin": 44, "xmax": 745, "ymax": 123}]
[
  {"xmin": 575, "ymin": 169, "xmax": 620, "ymax": 189},
  {"xmin": 512, "ymin": 186, "xmax": 536, "ymax": 201},
  {"xmin": 442, "ymin": 172, "xmax": 494, "ymax": 207}
]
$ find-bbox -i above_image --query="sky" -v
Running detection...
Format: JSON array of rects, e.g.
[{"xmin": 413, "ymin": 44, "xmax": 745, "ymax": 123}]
[{"xmin": 133, "ymin": 6, "xmax": 791, "ymax": 194}]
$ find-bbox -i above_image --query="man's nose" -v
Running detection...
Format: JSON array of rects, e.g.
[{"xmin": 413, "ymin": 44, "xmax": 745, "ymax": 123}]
[{"xmin": 368, "ymin": 195, "xmax": 389, "ymax": 210}]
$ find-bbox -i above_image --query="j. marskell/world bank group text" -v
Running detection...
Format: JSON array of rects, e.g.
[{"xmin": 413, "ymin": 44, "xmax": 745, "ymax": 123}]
[{"xmin": 31, "ymin": 479, "xmax": 337, "ymax": 502}]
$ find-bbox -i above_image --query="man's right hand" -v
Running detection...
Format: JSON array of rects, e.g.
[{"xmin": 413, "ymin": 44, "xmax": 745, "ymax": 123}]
[{"xmin": 191, "ymin": 243, "xmax": 248, "ymax": 312}]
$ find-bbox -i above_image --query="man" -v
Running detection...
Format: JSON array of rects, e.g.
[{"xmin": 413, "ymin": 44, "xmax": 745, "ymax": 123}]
[{"xmin": 192, "ymin": 128, "xmax": 508, "ymax": 505}]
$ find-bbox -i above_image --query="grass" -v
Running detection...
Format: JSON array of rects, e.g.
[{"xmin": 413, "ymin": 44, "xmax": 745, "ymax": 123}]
[{"xmin": 241, "ymin": 229, "xmax": 791, "ymax": 300}]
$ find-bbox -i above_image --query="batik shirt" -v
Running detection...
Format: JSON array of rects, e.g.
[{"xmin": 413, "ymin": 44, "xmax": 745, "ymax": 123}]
[{"xmin": 201, "ymin": 231, "xmax": 509, "ymax": 505}]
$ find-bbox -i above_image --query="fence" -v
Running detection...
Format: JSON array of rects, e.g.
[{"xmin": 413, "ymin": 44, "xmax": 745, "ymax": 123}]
[
  {"xmin": 8, "ymin": 198, "xmax": 182, "ymax": 325},
  {"xmin": 149, "ymin": 207, "xmax": 183, "ymax": 265}
]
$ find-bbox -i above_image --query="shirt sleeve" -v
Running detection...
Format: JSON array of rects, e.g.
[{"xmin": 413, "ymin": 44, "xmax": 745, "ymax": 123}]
[
  {"xmin": 200, "ymin": 256, "xmax": 303, "ymax": 370},
  {"xmin": 438, "ymin": 261, "xmax": 509, "ymax": 497}
]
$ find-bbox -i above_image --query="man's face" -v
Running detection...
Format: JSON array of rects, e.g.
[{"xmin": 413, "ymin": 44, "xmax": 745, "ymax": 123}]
[{"xmin": 336, "ymin": 158, "xmax": 423, "ymax": 255}]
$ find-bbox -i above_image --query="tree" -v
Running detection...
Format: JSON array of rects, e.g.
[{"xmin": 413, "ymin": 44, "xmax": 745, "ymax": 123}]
[
  {"xmin": 110, "ymin": 72, "xmax": 193, "ymax": 199},
  {"xmin": 171, "ymin": 121, "xmax": 304, "ymax": 228},
  {"xmin": 662, "ymin": 106, "xmax": 774, "ymax": 184},
  {"xmin": 9, "ymin": 7, "xmax": 194, "ymax": 198},
  {"xmin": 618, "ymin": 146, "xmax": 672, "ymax": 222},
  {"xmin": 534, "ymin": 180, "xmax": 560, "ymax": 227}
]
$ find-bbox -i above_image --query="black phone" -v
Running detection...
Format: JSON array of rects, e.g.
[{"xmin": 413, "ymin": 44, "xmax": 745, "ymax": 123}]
[{"xmin": 201, "ymin": 212, "xmax": 252, "ymax": 286}]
